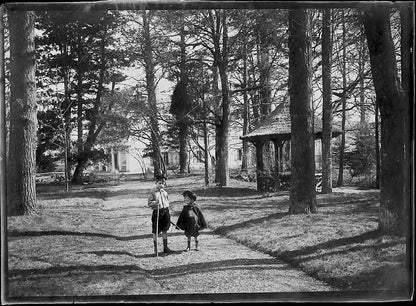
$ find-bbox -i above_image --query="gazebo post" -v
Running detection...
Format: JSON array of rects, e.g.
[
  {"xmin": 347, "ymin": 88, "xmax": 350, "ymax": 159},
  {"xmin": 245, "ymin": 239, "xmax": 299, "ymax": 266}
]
[
  {"xmin": 272, "ymin": 139, "xmax": 282, "ymax": 191},
  {"xmin": 279, "ymin": 140, "xmax": 286, "ymax": 172},
  {"xmin": 254, "ymin": 140, "xmax": 264, "ymax": 191}
]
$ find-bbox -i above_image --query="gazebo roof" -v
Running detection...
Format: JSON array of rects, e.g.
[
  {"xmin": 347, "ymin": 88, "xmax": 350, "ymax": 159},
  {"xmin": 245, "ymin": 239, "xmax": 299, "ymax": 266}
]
[{"xmin": 240, "ymin": 102, "xmax": 342, "ymax": 142}]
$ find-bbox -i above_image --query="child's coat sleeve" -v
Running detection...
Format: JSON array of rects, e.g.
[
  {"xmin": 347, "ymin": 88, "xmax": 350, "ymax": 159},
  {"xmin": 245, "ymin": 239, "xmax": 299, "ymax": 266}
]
[
  {"xmin": 193, "ymin": 206, "xmax": 207, "ymax": 229},
  {"xmin": 176, "ymin": 209, "xmax": 186, "ymax": 230}
]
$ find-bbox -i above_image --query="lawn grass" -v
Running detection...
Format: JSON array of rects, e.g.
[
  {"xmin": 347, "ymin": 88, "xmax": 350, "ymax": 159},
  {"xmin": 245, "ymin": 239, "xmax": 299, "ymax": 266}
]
[
  {"xmin": 188, "ymin": 180, "xmax": 410, "ymax": 293},
  {"xmin": 8, "ymin": 174, "xmax": 412, "ymax": 298}
]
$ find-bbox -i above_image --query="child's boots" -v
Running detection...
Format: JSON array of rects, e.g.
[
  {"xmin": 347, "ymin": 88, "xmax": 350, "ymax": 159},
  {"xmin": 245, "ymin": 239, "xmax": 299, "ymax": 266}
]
[{"xmin": 163, "ymin": 238, "xmax": 173, "ymax": 254}]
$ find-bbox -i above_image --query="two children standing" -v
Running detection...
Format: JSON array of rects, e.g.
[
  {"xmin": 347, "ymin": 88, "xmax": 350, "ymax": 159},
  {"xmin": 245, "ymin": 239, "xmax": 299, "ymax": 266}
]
[{"xmin": 147, "ymin": 175, "xmax": 207, "ymax": 256}]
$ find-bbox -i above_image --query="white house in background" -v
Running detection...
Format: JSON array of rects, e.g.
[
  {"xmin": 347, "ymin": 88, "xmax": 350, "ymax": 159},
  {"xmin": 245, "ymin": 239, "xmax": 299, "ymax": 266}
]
[{"xmin": 92, "ymin": 129, "xmax": 248, "ymax": 176}]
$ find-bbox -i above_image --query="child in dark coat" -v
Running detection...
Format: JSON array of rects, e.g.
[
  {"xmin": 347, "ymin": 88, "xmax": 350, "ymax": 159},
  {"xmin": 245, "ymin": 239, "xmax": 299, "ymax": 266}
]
[{"xmin": 176, "ymin": 190, "xmax": 207, "ymax": 251}]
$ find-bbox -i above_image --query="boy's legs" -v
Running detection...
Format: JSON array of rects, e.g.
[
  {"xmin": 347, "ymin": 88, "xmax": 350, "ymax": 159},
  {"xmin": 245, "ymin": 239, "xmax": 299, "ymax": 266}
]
[
  {"xmin": 162, "ymin": 231, "xmax": 172, "ymax": 253},
  {"xmin": 186, "ymin": 236, "xmax": 191, "ymax": 251},
  {"xmin": 195, "ymin": 236, "xmax": 199, "ymax": 251}
]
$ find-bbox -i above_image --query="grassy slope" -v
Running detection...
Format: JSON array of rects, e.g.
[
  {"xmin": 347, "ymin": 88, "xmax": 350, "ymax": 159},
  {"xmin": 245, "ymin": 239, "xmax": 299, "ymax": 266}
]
[
  {"xmin": 7, "ymin": 175, "xmax": 411, "ymax": 297},
  {"xmin": 171, "ymin": 176, "xmax": 410, "ymax": 293}
]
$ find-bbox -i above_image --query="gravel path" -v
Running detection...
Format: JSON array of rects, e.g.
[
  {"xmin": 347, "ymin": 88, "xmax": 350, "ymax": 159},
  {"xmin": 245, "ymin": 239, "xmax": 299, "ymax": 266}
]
[
  {"xmin": 98, "ymin": 185, "xmax": 336, "ymax": 295},
  {"xmin": 7, "ymin": 181, "xmax": 337, "ymax": 301}
]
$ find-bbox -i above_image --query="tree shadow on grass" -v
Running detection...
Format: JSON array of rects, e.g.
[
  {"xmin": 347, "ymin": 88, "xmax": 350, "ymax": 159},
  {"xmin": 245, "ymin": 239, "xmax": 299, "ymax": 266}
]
[
  {"xmin": 8, "ymin": 264, "xmax": 150, "ymax": 280},
  {"xmin": 190, "ymin": 187, "xmax": 262, "ymax": 198},
  {"xmin": 212, "ymin": 212, "xmax": 288, "ymax": 236},
  {"xmin": 278, "ymin": 229, "xmax": 385, "ymax": 262},
  {"xmin": 317, "ymin": 197, "xmax": 379, "ymax": 212},
  {"xmin": 8, "ymin": 258, "xmax": 289, "ymax": 282},
  {"xmin": 38, "ymin": 188, "xmax": 149, "ymax": 201},
  {"xmin": 148, "ymin": 258, "xmax": 291, "ymax": 280},
  {"xmin": 8, "ymin": 230, "xmax": 153, "ymax": 241},
  {"xmin": 8, "ymin": 230, "xmax": 189, "ymax": 241},
  {"xmin": 84, "ymin": 250, "xmax": 187, "ymax": 259},
  {"xmin": 8, "ymin": 251, "xmax": 289, "ymax": 281},
  {"xmin": 201, "ymin": 200, "xmax": 289, "ymax": 212},
  {"xmin": 292, "ymin": 240, "xmax": 406, "ymax": 265}
]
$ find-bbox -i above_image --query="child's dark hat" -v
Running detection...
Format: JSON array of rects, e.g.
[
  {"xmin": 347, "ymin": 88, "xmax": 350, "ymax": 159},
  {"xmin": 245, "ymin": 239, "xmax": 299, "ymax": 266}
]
[
  {"xmin": 155, "ymin": 174, "xmax": 167, "ymax": 181},
  {"xmin": 182, "ymin": 190, "xmax": 197, "ymax": 201}
]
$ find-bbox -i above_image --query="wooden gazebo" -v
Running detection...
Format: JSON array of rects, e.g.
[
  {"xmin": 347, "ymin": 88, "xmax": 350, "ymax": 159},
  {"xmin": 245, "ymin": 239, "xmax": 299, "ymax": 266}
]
[{"xmin": 240, "ymin": 102, "xmax": 342, "ymax": 191}]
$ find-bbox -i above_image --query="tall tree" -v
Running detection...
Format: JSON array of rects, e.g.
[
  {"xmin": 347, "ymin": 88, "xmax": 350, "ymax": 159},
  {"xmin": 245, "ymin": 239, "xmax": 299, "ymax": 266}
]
[
  {"xmin": 321, "ymin": 8, "xmax": 333, "ymax": 194},
  {"xmin": 256, "ymin": 10, "xmax": 273, "ymax": 188},
  {"xmin": 337, "ymin": 9, "xmax": 347, "ymax": 187},
  {"xmin": 288, "ymin": 9, "xmax": 317, "ymax": 214},
  {"xmin": 374, "ymin": 99, "xmax": 380, "ymax": 189},
  {"xmin": 156, "ymin": 10, "xmax": 187, "ymax": 174},
  {"xmin": 71, "ymin": 11, "xmax": 128, "ymax": 183},
  {"xmin": 36, "ymin": 11, "xmax": 78, "ymax": 186},
  {"xmin": 240, "ymin": 31, "xmax": 250, "ymax": 173},
  {"xmin": 358, "ymin": 31, "xmax": 367, "ymax": 127},
  {"xmin": 169, "ymin": 19, "xmax": 191, "ymax": 174},
  {"xmin": 399, "ymin": 1, "xmax": 413, "ymax": 243},
  {"xmin": 142, "ymin": 10, "xmax": 165, "ymax": 177},
  {"xmin": 0, "ymin": 5, "xmax": 6, "ymax": 217},
  {"xmin": 7, "ymin": 10, "xmax": 37, "ymax": 215},
  {"xmin": 170, "ymin": 79, "xmax": 191, "ymax": 174},
  {"xmin": 201, "ymin": 9, "xmax": 231, "ymax": 187},
  {"xmin": 360, "ymin": 4, "xmax": 410, "ymax": 236}
]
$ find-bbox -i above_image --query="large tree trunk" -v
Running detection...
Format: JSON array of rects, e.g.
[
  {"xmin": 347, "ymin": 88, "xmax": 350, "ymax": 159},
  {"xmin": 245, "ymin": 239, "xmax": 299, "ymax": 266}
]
[
  {"xmin": 218, "ymin": 11, "xmax": 230, "ymax": 187},
  {"xmin": 361, "ymin": 4, "xmax": 409, "ymax": 236},
  {"xmin": 217, "ymin": 66, "xmax": 230, "ymax": 186},
  {"xmin": 321, "ymin": 8, "xmax": 333, "ymax": 194},
  {"xmin": 76, "ymin": 27, "xmax": 84, "ymax": 156},
  {"xmin": 241, "ymin": 33, "xmax": 249, "ymax": 173},
  {"xmin": 375, "ymin": 100, "xmax": 380, "ymax": 189},
  {"xmin": 61, "ymin": 42, "xmax": 71, "ymax": 190},
  {"xmin": 178, "ymin": 123, "xmax": 189, "ymax": 174},
  {"xmin": 399, "ymin": 2, "xmax": 413, "ymax": 240},
  {"xmin": 0, "ymin": 5, "xmax": 6, "ymax": 216},
  {"xmin": 202, "ymin": 96, "xmax": 210, "ymax": 186},
  {"xmin": 357, "ymin": 25, "xmax": 368, "ymax": 128},
  {"xmin": 210, "ymin": 9, "xmax": 230, "ymax": 187},
  {"xmin": 288, "ymin": 9, "xmax": 317, "ymax": 214},
  {"xmin": 337, "ymin": 10, "xmax": 347, "ymax": 187},
  {"xmin": 178, "ymin": 23, "xmax": 189, "ymax": 174},
  {"xmin": 212, "ymin": 65, "xmax": 220, "ymax": 184},
  {"xmin": 399, "ymin": 1, "xmax": 413, "ymax": 287},
  {"xmin": 143, "ymin": 10, "xmax": 164, "ymax": 177},
  {"xmin": 7, "ymin": 11, "xmax": 37, "ymax": 215}
]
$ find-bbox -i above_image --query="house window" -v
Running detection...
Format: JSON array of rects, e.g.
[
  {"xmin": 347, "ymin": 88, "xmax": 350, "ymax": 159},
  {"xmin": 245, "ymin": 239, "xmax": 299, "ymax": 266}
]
[
  {"xmin": 120, "ymin": 152, "xmax": 127, "ymax": 172},
  {"xmin": 114, "ymin": 153, "xmax": 119, "ymax": 170},
  {"xmin": 237, "ymin": 149, "xmax": 242, "ymax": 161},
  {"xmin": 163, "ymin": 152, "xmax": 169, "ymax": 166}
]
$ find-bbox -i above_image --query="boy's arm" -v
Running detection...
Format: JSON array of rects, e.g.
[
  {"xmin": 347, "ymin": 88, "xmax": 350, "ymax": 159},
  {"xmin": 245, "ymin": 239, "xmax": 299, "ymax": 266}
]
[{"xmin": 148, "ymin": 190, "xmax": 159, "ymax": 209}]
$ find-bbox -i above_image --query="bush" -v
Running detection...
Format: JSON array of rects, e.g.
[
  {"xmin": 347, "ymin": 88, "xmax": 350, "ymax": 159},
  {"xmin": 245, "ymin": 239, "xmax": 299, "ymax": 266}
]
[
  {"xmin": 37, "ymin": 154, "xmax": 57, "ymax": 173},
  {"xmin": 344, "ymin": 124, "xmax": 376, "ymax": 177}
]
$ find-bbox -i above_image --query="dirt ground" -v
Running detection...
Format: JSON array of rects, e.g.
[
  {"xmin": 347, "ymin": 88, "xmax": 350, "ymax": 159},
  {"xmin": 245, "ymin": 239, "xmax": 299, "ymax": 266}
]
[{"xmin": 4, "ymin": 174, "xmax": 411, "ymax": 303}]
